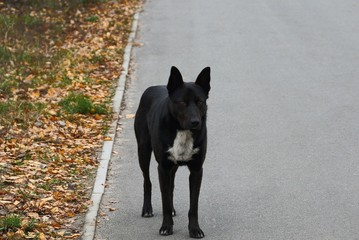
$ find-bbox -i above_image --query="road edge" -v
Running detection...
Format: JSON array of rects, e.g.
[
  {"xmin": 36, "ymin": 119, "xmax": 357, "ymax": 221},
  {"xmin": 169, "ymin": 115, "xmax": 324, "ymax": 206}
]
[{"xmin": 81, "ymin": 11, "xmax": 140, "ymax": 240}]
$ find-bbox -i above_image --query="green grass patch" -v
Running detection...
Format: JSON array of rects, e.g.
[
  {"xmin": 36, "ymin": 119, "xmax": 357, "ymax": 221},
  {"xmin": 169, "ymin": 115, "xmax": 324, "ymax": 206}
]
[
  {"xmin": 0, "ymin": 78, "xmax": 18, "ymax": 96},
  {"xmin": 58, "ymin": 75, "xmax": 73, "ymax": 87},
  {"xmin": 59, "ymin": 92, "xmax": 108, "ymax": 115},
  {"xmin": 59, "ymin": 93, "xmax": 93, "ymax": 115},
  {"xmin": 0, "ymin": 14, "xmax": 46, "ymax": 42},
  {"xmin": 0, "ymin": 214, "xmax": 21, "ymax": 233},
  {"xmin": 0, "ymin": 8, "xmax": 65, "ymax": 72},
  {"xmin": 84, "ymin": 15, "xmax": 99, "ymax": 22},
  {"xmin": 17, "ymin": 188, "xmax": 34, "ymax": 200},
  {"xmin": 81, "ymin": 0, "xmax": 108, "ymax": 3},
  {"xmin": 102, "ymin": 124, "xmax": 110, "ymax": 135},
  {"xmin": 23, "ymin": 14, "xmax": 43, "ymax": 28},
  {"xmin": 16, "ymin": 0, "xmax": 62, "ymax": 9},
  {"xmin": 24, "ymin": 219, "xmax": 37, "ymax": 234},
  {"xmin": 90, "ymin": 53, "xmax": 106, "ymax": 64},
  {"xmin": 0, "ymin": 101, "xmax": 46, "ymax": 130},
  {"xmin": 0, "ymin": 46, "xmax": 12, "ymax": 63},
  {"xmin": 0, "ymin": 101, "xmax": 46, "ymax": 116},
  {"xmin": 39, "ymin": 179, "xmax": 63, "ymax": 191},
  {"xmin": 0, "ymin": 45, "xmax": 49, "ymax": 73},
  {"xmin": 15, "ymin": 49, "xmax": 47, "ymax": 66},
  {"xmin": 3, "ymin": 0, "xmax": 109, "ymax": 12},
  {"xmin": 0, "ymin": 15, "xmax": 16, "ymax": 35}
]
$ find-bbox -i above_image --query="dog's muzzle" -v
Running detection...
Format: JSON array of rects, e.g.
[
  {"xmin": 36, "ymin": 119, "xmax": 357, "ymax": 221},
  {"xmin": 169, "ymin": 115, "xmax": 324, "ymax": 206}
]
[{"xmin": 190, "ymin": 120, "xmax": 201, "ymax": 130}]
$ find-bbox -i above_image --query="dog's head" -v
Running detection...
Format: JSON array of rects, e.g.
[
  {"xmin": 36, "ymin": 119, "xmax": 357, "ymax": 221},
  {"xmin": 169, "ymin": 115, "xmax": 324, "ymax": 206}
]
[{"xmin": 167, "ymin": 66, "xmax": 211, "ymax": 130}]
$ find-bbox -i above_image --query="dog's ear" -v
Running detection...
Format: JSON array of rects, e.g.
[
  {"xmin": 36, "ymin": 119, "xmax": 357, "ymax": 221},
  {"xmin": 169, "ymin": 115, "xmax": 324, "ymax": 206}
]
[
  {"xmin": 195, "ymin": 67, "xmax": 211, "ymax": 96},
  {"xmin": 167, "ymin": 66, "xmax": 184, "ymax": 94}
]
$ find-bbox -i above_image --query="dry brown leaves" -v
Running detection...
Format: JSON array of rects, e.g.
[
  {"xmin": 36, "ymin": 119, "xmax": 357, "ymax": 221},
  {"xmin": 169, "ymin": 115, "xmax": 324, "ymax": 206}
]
[{"xmin": 0, "ymin": 0, "xmax": 140, "ymax": 239}]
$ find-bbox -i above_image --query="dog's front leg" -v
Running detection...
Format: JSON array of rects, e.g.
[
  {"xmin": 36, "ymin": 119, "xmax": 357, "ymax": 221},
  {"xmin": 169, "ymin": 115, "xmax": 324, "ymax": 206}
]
[
  {"xmin": 188, "ymin": 166, "xmax": 204, "ymax": 238},
  {"xmin": 158, "ymin": 165, "xmax": 174, "ymax": 236}
]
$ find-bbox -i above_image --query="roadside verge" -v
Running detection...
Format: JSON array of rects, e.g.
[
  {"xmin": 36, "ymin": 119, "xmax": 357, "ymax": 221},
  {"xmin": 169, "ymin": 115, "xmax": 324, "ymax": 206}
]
[{"xmin": 82, "ymin": 11, "xmax": 140, "ymax": 240}]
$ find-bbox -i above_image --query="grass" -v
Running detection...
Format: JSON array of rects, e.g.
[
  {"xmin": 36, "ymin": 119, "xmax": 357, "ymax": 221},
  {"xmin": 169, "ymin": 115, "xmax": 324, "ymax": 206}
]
[
  {"xmin": 0, "ymin": 182, "xmax": 5, "ymax": 190},
  {"xmin": 0, "ymin": 0, "xmax": 140, "ymax": 238},
  {"xmin": 58, "ymin": 75, "xmax": 73, "ymax": 87},
  {"xmin": 84, "ymin": 15, "xmax": 99, "ymax": 22},
  {"xmin": 0, "ymin": 101, "xmax": 46, "ymax": 131},
  {"xmin": 0, "ymin": 214, "xmax": 21, "ymax": 233},
  {"xmin": 39, "ymin": 179, "xmax": 63, "ymax": 191},
  {"xmin": 0, "ymin": 214, "xmax": 37, "ymax": 235},
  {"xmin": 24, "ymin": 219, "xmax": 37, "ymax": 234},
  {"xmin": 90, "ymin": 53, "xmax": 106, "ymax": 64},
  {"xmin": 81, "ymin": 0, "xmax": 108, "ymax": 3},
  {"xmin": 0, "ymin": 78, "xmax": 18, "ymax": 96},
  {"xmin": 0, "ymin": 46, "xmax": 12, "ymax": 63},
  {"xmin": 0, "ymin": 14, "xmax": 47, "ymax": 46},
  {"xmin": 59, "ymin": 92, "xmax": 108, "ymax": 115}
]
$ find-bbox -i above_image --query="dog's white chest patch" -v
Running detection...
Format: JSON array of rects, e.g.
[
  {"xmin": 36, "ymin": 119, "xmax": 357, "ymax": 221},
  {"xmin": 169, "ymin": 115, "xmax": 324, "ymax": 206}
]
[{"xmin": 167, "ymin": 130, "xmax": 199, "ymax": 163}]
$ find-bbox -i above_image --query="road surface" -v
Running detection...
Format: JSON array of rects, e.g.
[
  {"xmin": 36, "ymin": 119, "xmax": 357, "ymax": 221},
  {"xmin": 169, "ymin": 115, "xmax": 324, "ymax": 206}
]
[{"xmin": 95, "ymin": 0, "xmax": 359, "ymax": 239}]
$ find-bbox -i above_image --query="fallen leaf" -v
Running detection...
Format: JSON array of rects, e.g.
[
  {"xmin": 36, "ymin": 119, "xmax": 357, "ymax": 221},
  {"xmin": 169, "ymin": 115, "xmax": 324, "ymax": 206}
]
[
  {"xmin": 48, "ymin": 109, "xmax": 57, "ymax": 116},
  {"xmin": 27, "ymin": 212, "xmax": 39, "ymax": 219},
  {"xmin": 132, "ymin": 42, "xmax": 144, "ymax": 47},
  {"xmin": 125, "ymin": 114, "xmax": 135, "ymax": 119},
  {"xmin": 0, "ymin": 0, "xmax": 141, "ymax": 238}
]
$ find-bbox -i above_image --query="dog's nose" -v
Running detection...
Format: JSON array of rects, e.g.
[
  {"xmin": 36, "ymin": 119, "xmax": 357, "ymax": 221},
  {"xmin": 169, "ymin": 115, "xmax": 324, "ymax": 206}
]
[{"xmin": 190, "ymin": 120, "xmax": 200, "ymax": 129}]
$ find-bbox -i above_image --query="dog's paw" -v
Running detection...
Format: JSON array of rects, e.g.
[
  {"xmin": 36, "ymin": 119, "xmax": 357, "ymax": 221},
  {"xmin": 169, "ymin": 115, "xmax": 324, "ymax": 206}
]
[
  {"xmin": 159, "ymin": 225, "xmax": 173, "ymax": 236},
  {"xmin": 141, "ymin": 206, "xmax": 153, "ymax": 218},
  {"xmin": 142, "ymin": 211, "xmax": 153, "ymax": 217},
  {"xmin": 189, "ymin": 227, "xmax": 205, "ymax": 239}
]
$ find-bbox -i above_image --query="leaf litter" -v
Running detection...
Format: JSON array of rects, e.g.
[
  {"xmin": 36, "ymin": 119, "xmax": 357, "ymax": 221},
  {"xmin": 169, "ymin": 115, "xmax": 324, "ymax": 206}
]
[{"xmin": 0, "ymin": 0, "xmax": 141, "ymax": 239}]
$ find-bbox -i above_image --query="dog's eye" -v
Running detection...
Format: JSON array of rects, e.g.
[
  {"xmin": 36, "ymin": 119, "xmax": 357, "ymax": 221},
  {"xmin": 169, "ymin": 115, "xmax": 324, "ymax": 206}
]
[
  {"xmin": 197, "ymin": 100, "xmax": 205, "ymax": 106},
  {"xmin": 177, "ymin": 101, "xmax": 187, "ymax": 107}
]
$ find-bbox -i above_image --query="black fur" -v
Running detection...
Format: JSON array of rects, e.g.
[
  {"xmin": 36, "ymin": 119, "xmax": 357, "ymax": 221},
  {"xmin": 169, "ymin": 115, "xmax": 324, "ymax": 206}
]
[{"xmin": 134, "ymin": 66, "xmax": 211, "ymax": 238}]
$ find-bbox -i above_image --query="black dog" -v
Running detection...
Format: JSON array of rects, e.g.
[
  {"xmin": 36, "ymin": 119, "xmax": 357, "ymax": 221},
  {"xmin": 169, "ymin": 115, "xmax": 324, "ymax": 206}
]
[{"xmin": 134, "ymin": 66, "xmax": 211, "ymax": 238}]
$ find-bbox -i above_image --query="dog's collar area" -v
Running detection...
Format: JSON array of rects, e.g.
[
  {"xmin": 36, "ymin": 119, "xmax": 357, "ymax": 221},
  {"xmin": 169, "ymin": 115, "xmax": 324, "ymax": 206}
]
[{"xmin": 167, "ymin": 130, "xmax": 199, "ymax": 164}]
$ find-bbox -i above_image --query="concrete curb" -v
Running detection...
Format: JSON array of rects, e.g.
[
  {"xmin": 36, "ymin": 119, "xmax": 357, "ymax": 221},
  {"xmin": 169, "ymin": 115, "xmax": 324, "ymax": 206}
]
[{"xmin": 81, "ymin": 11, "xmax": 140, "ymax": 240}]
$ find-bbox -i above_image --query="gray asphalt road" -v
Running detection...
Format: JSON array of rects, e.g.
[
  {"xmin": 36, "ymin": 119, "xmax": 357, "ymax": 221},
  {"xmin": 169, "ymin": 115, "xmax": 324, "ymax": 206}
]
[{"xmin": 95, "ymin": 0, "xmax": 359, "ymax": 239}]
